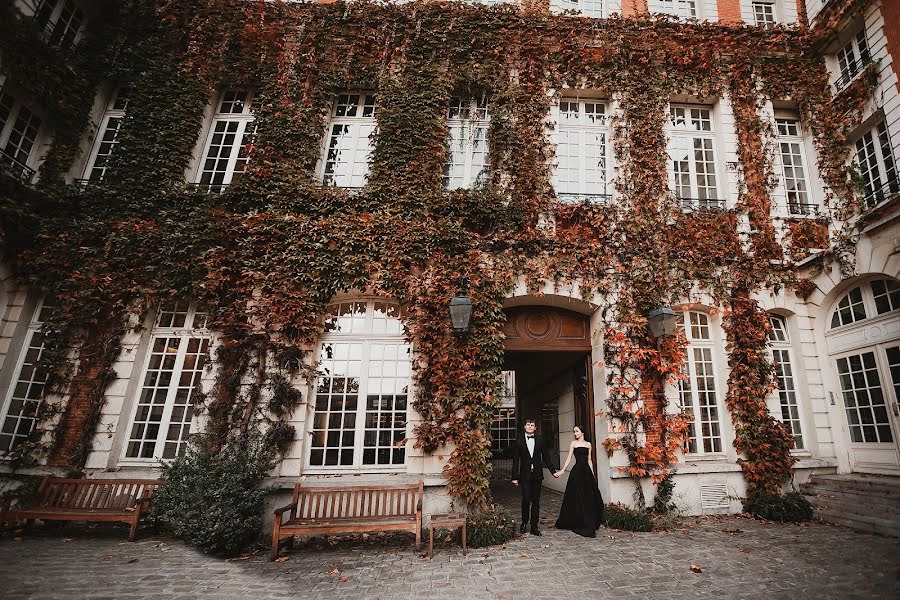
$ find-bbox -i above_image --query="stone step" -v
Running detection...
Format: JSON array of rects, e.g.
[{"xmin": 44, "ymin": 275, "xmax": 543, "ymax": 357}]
[
  {"xmin": 803, "ymin": 491, "xmax": 900, "ymax": 520},
  {"xmin": 809, "ymin": 474, "xmax": 900, "ymax": 496},
  {"xmin": 800, "ymin": 484, "xmax": 900, "ymax": 512},
  {"xmin": 810, "ymin": 505, "xmax": 900, "ymax": 538}
]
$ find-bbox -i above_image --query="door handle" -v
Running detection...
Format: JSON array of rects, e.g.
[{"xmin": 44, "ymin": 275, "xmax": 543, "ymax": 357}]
[{"xmin": 893, "ymin": 403, "xmax": 900, "ymax": 417}]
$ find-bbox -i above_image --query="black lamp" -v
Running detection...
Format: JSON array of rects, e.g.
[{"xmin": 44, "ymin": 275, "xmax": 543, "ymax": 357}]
[
  {"xmin": 449, "ymin": 288, "xmax": 473, "ymax": 333},
  {"xmin": 647, "ymin": 305, "xmax": 678, "ymax": 338}
]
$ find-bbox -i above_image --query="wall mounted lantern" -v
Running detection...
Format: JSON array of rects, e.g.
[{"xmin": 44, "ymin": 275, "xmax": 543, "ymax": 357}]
[
  {"xmin": 647, "ymin": 305, "xmax": 678, "ymax": 338},
  {"xmin": 449, "ymin": 286, "xmax": 473, "ymax": 333}
]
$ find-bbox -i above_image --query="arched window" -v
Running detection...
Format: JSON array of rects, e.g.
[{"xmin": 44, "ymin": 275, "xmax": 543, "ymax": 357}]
[
  {"xmin": 122, "ymin": 301, "xmax": 209, "ymax": 461},
  {"xmin": 676, "ymin": 310, "xmax": 724, "ymax": 454},
  {"xmin": 829, "ymin": 279, "xmax": 899, "ymax": 329},
  {"xmin": 768, "ymin": 314, "xmax": 803, "ymax": 449},
  {"xmin": 308, "ymin": 299, "xmax": 409, "ymax": 470}
]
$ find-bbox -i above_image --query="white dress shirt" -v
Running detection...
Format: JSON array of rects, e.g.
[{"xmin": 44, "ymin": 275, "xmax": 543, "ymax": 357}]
[{"xmin": 526, "ymin": 435, "xmax": 535, "ymax": 458}]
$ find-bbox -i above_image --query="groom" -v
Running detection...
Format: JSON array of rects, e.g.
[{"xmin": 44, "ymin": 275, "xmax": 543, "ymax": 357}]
[{"xmin": 504, "ymin": 419, "xmax": 560, "ymax": 536}]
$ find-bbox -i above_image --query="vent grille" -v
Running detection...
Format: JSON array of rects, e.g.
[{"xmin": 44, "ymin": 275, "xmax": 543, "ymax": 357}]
[{"xmin": 700, "ymin": 483, "xmax": 730, "ymax": 512}]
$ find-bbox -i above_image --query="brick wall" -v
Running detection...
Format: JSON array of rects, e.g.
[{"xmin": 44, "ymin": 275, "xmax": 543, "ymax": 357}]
[
  {"xmin": 883, "ymin": 0, "xmax": 900, "ymax": 92},
  {"xmin": 716, "ymin": 0, "xmax": 742, "ymax": 23},
  {"xmin": 621, "ymin": 0, "xmax": 648, "ymax": 18}
]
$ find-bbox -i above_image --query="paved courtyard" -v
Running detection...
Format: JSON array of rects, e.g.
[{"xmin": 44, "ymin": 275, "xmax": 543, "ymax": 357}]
[{"xmin": 1, "ymin": 484, "xmax": 898, "ymax": 600}]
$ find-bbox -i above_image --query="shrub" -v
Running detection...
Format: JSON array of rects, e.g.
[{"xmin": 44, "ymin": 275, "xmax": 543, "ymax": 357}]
[
  {"xmin": 603, "ymin": 503, "xmax": 653, "ymax": 532},
  {"xmin": 465, "ymin": 505, "xmax": 518, "ymax": 548},
  {"xmin": 651, "ymin": 472, "xmax": 677, "ymax": 515},
  {"xmin": 743, "ymin": 492, "xmax": 813, "ymax": 523},
  {"xmin": 152, "ymin": 434, "xmax": 275, "ymax": 556}
]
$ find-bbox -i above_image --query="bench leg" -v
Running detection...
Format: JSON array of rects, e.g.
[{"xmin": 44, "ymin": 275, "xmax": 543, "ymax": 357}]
[
  {"xmin": 415, "ymin": 525, "xmax": 421, "ymax": 550},
  {"xmin": 428, "ymin": 526, "xmax": 434, "ymax": 559},
  {"xmin": 128, "ymin": 517, "xmax": 139, "ymax": 542},
  {"xmin": 462, "ymin": 522, "xmax": 467, "ymax": 556},
  {"xmin": 271, "ymin": 516, "xmax": 282, "ymax": 561}
]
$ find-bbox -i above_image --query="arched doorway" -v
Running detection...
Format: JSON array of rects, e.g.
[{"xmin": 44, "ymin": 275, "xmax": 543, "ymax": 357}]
[
  {"xmin": 490, "ymin": 304, "xmax": 596, "ymax": 492},
  {"xmin": 824, "ymin": 276, "xmax": 900, "ymax": 474}
]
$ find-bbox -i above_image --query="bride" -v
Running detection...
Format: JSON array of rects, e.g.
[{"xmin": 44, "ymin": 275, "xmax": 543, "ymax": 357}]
[{"xmin": 554, "ymin": 425, "xmax": 605, "ymax": 537}]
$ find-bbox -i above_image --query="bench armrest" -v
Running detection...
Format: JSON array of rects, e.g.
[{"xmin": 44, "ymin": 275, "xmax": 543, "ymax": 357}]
[{"xmin": 274, "ymin": 502, "xmax": 295, "ymax": 516}]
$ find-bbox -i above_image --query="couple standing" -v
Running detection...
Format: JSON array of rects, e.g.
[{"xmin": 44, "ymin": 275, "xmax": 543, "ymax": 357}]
[{"xmin": 504, "ymin": 419, "xmax": 605, "ymax": 537}]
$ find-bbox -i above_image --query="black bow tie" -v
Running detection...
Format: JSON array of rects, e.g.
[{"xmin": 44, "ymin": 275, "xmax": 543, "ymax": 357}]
[{"xmin": 526, "ymin": 436, "xmax": 534, "ymax": 439}]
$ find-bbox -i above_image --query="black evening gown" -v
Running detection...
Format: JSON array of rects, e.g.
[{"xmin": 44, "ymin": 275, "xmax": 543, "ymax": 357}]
[{"xmin": 555, "ymin": 447, "xmax": 605, "ymax": 537}]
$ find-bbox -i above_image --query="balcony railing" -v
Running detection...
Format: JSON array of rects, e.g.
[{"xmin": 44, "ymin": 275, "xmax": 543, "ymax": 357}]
[
  {"xmin": 834, "ymin": 57, "xmax": 873, "ymax": 92},
  {"xmin": 862, "ymin": 178, "xmax": 900, "ymax": 210},
  {"xmin": 0, "ymin": 150, "xmax": 36, "ymax": 183},
  {"xmin": 678, "ymin": 197, "xmax": 726, "ymax": 211},
  {"xmin": 787, "ymin": 202, "xmax": 820, "ymax": 217},
  {"xmin": 556, "ymin": 192, "xmax": 612, "ymax": 206}
]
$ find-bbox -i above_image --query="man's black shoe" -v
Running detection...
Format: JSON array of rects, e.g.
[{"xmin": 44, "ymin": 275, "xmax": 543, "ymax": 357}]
[
  {"xmin": 530, "ymin": 528, "xmax": 542, "ymax": 536},
  {"xmin": 519, "ymin": 523, "xmax": 527, "ymax": 533}
]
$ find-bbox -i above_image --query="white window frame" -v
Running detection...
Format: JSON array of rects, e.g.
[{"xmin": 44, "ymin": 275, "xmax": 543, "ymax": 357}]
[
  {"xmin": 767, "ymin": 314, "xmax": 804, "ymax": 450},
  {"xmin": 306, "ymin": 298, "xmax": 411, "ymax": 472},
  {"xmin": 667, "ymin": 104, "xmax": 723, "ymax": 210},
  {"xmin": 550, "ymin": 0, "xmax": 604, "ymax": 19},
  {"xmin": 0, "ymin": 89, "xmax": 44, "ymax": 180},
  {"xmin": 835, "ymin": 28, "xmax": 871, "ymax": 90},
  {"xmin": 649, "ymin": 0, "xmax": 698, "ymax": 19},
  {"xmin": 34, "ymin": 0, "xmax": 85, "ymax": 50},
  {"xmin": 82, "ymin": 87, "xmax": 128, "ymax": 183},
  {"xmin": 553, "ymin": 97, "xmax": 611, "ymax": 204},
  {"xmin": 830, "ymin": 279, "xmax": 900, "ymax": 331},
  {"xmin": 854, "ymin": 120, "xmax": 899, "ymax": 210},
  {"xmin": 443, "ymin": 96, "xmax": 490, "ymax": 190},
  {"xmin": 775, "ymin": 116, "xmax": 816, "ymax": 216},
  {"xmin": 751, "ymin": 1, "xmax": 778, "ymax": 29},
  {"xmin": 120, "ymin": 302, "xmax": 210, "ymax": 464},
  {"xmin": 0, "ymin": 300, "xmax": 52, "ymax": 456},
  {"xmin": 317, "ymin": 92, "xmax": 377, "ymax": 189},
  {"xmin": 194, "ymin": 90, "xmax": 255, "ymax": 193},
  {"xmin": 677, "ymin": 310, "xmax": 725, "ymax": 456}
]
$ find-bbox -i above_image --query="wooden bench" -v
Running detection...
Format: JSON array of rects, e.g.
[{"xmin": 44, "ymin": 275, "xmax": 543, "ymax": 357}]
[
  {"xmin": 271, "ymin": 481, "xmax": 424, "ymax": 559},
  {"xmin": 0, "ymin": 476, "xmax": 162, "ymax": 541}
]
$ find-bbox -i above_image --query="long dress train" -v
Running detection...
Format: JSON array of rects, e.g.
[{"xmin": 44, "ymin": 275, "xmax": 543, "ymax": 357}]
[{"xmin": 554, "ymin": 447, "xmax": 605, "ymax": 537}]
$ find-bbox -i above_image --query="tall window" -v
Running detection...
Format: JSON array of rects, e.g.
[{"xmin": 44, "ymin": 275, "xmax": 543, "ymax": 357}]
[
  {"xmin": 551, "ymin": 0, "xmax": 603, "ymax": 18},
  {"xmin": 83, "ymin": 88, "xmax": 129, "ymax": 183},
  {"xmin": 752, "ymin": 1, "xmax": 777, "ymax": 28},
  {"xmin": 491, "ymin": 370, "xmax": 517, "ymax": 453},
  {"xmin": 668, "ymin": 105, "xmax": 721, "ymax": 209},
  {"xmin": 34, "ymin": 0, "xmax": 84, "ymax": 50},
  {"xmin": 196, "ymin": 90, "xmax": 255, "ymax": 193},
  {"xmin": 0, "ymin": 90, "xmax": 43, "ymax": 181},
  {"xmin": 309, "ymin": 299, "xmax": 410, "ymax": 469},
  {"xmin": 775, "ymin": 117, "xmax": 814, "ymax": 215},
  {"xmin": 768, "ymin": 315, "xmax": 803, "ymax": 449},
  {"xmin": 444, "ymin": 96, "xmax": 489, "ymax": 190},
  {"xmin": 0, "ymin": 301, "xmax": 52, "ymax": 454},
  {"xmin": 320, "ymin": 93, "xmax": 376, "ymax": 188},
  {"xmin": 650, "ymin": 0, "xmax": 697, "ymax": 18},
  {"xmin": 854, "ymin": 121, "xmax": 899, "ymax": 209},
  {"xmin": 677, "ymin": 311, "xmax": 723, "ymax": 454},
  {"xmin": 836, "ymin": 29, "xmax": 871, "ymax": 90},
  {"xmin": 554, "ymin": 98, "xmax": 609, "ymax": 204},
  {"xmin": 123, "ymin": 302, "xmax": 209, "ymax": 461},
  {"xmin": 831, "ymin": 280, "xmax": 898, "ymax": 330}
]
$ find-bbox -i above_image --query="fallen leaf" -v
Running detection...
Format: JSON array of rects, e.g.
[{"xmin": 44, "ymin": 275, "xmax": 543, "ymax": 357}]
[
  {"xmin": 226, "ymin": 555, "xmax": 251, "ymax": 562},
  {"xmin": 275, "ymin": 557, "xmax": 290, "ymax": 564},
  {"xmin": 102, "ymin": 555, "xmax": 114, "ymax": 560},
  {"xmin": 127, "ymin": 558, "xmax": 139, "ymax": 564},
  {"xmin": 61, "ymin": 538, "xmax": 73, "ymax": 543},
  {"xmin": 739, "ymin": 546, "xmax": 752, "ymax": 553},
  {"xmin": 690, "ymin": 564, "xmax": 702, "ymax": 573},
  {"xmin": 326, "ymin": 567, "xmax": 340, "ymax": 575},
  {"xmin": 338, "ymin": 577, "xmax": 349, "ymax": 583},
  {"xmin": 540, "ymin": 544, "xmax": 550, "ymax": 549},
  {"xmin": 520, "ymin": 552, "xmax": 530, "ymax": 558},
  {"xmin": 723, "ymin": 528, "xmax": 743, "ymax": 534}
]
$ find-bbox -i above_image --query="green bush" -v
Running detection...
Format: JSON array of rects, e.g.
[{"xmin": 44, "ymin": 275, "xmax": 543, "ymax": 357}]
[
  {"xmin": 465, "ymin": 506, "xmax": 518, "ymax": 548},
  {"xmin": 602, "ymin": 503, "xmax": 653, "ymax": 532},
  {"xmin": 651, "ymin": 472, "xmax": 677, "ymax": 515},
  {"xmin": 743, "ymin": 492, "xmax": 813, "ymax": 523},
  {"xmin": 152, "ymin": 434, "xmax": 275, "ymax": 556}
]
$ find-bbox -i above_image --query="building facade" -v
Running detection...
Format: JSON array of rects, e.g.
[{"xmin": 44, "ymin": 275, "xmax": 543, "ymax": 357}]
[{"xmin": 0, "ymin": 0, "xmax": 898, "ymax": 518}]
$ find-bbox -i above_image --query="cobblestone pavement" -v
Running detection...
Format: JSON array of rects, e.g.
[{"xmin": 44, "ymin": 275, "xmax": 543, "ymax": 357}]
[{"xmin": 1, "ymin": 484, "xmax": 898, "ymax": 600}]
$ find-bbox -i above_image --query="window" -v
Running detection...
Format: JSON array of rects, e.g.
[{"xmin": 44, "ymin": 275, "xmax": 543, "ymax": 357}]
[
  {"xmin": 123, "ymin": 302, "xmax": 209, "ymax": 461},
  {"xmin": 554, "ymin": 98, "xmax": 609, "ymax": 204},
  {"xmin": 491, "ymin": 370, "xmax": 517, "ymax": 454},
  {"xmin": 668, "ymin": 105, "xmax": 721, "ymax": 209},
  {"xmin": 551, "ymin": 0, "xmax": 603, "ymax": 18},
  {"xmin": 83, "ymin": 88, "xmax": 128, "ymax": 183},
  {"xmin": 309, "ymin": 299, "xmax": 410, "ymax": 469},
  {"xmin": 195, "ymin": 90, "xmax": 255, "ymax": 192},
  {"xmin": 34, "ymin": 0, "xmax": 84, "ymax": 50},
  {"xmin": 0, "ymin": 301, "xmax": 52, "ymax": 454},
  {"xmin": 443, "ymin": 96, "xmax": 489, "ymax": 190},
  {"xmin": 677, "ymin": 311, "xmax": 723, "ymax": 454},
  {"xmin": 830, "ymin": 280, "xmax": 900, "ymax": 330},
  {"xmin": 836, "ymin": 352, "xmax": 893, "ymax": 443},
  {"xmin": 767, "ymin": 315, "xmax": 803, "ymax": 449},
  {"xmin": 752, "ymin": 1, "xmax": 777, "ymax": 28},
  {"xmin": 775, "ymin": 118, "xmax": 814, "ymax": 215},
  {"xmin": 0, "ymin": 90, "xmax": 42, "ymax": 181},
  {"xmin": 835, "ymin": 29, "xmax": 871, "ymax": 90},
  {"xmin": 854, "ymin": 121, "xmax": 899, "ymax": 210},
  {"xmin": 320, "ymin": 93, "xmax": 376, "ymax": 189},
  {"xmin": 650, "ymin": 0, "xmax": 697, "ymax": 18}
]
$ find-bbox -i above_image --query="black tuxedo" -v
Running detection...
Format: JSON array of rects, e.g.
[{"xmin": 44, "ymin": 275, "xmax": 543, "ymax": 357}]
[{"xmin": 502, "ymin": 435, "xmax": 560, "ymax": 529}]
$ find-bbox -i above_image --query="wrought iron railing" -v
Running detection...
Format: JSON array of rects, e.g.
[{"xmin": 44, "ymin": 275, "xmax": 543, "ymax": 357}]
[
  {"xmin": 787, "ymin": 202, "xmax": 820, "ymax": 217},
  {"xmin": 834, "ymin": 57, "xmax": 873, "ymax": 92},
  {"xmin": 187, "ymin": 181, "xmax": 229, "ymax": 194},
  {"xmin": 0, "ymin": 150, "xmax": 36, "ymax": 183},
  {"xmin": 678, "ymin": 197, "xmax": 726, "ymax": 211},
  {"xmin": 556, "ymin": 192, "xmax": 613, "ymax": 205},
  {"xmin": 862, "ymin": 178, "xmax": 900, "ymax": 210}
]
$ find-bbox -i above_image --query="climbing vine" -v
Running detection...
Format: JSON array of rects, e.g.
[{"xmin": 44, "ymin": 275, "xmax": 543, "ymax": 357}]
[{"xmin": 0, "ymin": 0, "xmax": 881, "ymax": 508}]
